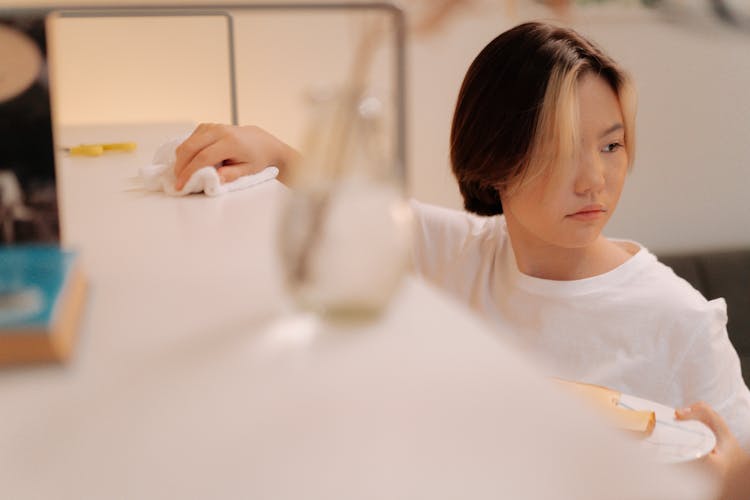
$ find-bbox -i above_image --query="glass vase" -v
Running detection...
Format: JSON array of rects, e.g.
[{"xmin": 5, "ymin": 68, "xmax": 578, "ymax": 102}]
[{"xmin": 277, "ymin": 90, "xmax": 412, "ymax": 318}]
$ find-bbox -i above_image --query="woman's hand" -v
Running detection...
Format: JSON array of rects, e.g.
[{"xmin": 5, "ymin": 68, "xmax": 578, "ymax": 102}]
[
  {"xmin": 676, "ymin": 401, "xmax": 750, "ymax": 499},
  {"xmin": 172, "ymin": 123, "xmax": 299, "ymax": 190}
]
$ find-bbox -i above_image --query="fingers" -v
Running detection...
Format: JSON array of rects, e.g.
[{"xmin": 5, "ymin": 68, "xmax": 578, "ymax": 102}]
[
  {"xmin": 172, "ymin": 123, "xmax": 291, "ymax": 189},
  {"xmin": 174, "ymin": 124, "xmax": 221, "ymax": 174},
  {"xmin": 175, "ymin": 141, "xmax": 225, "ymax": 191},
  {"xmin": 678, "ymin": 402, "xmax": 750, "ymax": 499},
  {"xmin": 676, "ymin": 401, "xmax": 730, "ymax": 434},
  {"xmin": 174, "ymin": 124, "xmax": 243, "ymax": 190},
  {"xmin": 676, "ymin": 401, "xmax": 734, "ymax": 453},
  {"xmin": 216, "ymin": 164, "xmax": 256, "ymax": 184}
]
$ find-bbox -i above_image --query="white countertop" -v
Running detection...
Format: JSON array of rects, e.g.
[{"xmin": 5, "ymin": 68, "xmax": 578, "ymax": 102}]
[{"xmin": 0, "ymin": 124, "xmax": 714, "ymax": 499}]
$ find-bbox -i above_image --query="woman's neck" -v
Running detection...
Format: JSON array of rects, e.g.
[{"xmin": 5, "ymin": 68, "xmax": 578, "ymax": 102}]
[{"xmin": 506, "ymin": 226, "xmax": 635, "ymax": 281}]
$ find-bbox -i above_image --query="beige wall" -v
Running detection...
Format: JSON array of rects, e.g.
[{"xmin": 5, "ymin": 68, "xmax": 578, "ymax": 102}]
[
  {"xmin": 48, "ymin": 14, "xmax": 235, "ymax": 125},
  {"xmin": 14, "ymin": 0, "xmax": 750, "ymax": 253}
]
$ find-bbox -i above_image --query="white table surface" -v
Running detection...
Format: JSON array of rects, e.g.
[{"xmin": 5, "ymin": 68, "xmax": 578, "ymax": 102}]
[{"xmin": 0, "ymin": 124, "xmax": 714, "ymax": 500}]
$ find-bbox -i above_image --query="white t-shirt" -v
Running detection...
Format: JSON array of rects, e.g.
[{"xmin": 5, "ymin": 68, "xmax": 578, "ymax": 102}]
[{"xmin": 410, "ymin": 200, "xmax": 750, "ymax": 448}]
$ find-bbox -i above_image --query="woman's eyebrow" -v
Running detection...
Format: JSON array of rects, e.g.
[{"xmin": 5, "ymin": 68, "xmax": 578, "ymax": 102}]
[{"xmin": 600, "ymin": 123, "xmax": 624, "ymax": 138}]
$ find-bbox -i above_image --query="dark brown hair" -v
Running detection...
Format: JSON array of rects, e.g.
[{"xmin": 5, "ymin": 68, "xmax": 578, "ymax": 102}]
[{"xmin": 450, "ymin": 21, "xmax": 636, "ymax": 216}]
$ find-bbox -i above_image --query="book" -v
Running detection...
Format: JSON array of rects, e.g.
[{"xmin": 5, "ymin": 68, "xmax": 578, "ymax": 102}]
[{"xmin": 0, "ymin": 245, "xmax": 86, "ymax": 365}]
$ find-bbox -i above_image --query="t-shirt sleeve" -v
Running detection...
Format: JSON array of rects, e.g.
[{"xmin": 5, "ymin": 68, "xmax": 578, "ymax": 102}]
[
  {"xmin": 408, "ymin": 199, "xmax": 498, "ymax": 290},
  {"xmin": 671, "ymin": 298, "xmax": 750, "ymax": 451}
]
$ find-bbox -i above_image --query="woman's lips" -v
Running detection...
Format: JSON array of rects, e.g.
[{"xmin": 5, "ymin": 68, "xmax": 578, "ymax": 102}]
[{"xmin": 567, "ymin": 206, "xmax": 607, "ymax": 221}]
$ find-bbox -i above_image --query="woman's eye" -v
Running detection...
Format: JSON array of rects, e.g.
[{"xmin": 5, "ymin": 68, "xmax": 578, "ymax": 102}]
[{"xmin": 601, "ymin": 142, "xmax": 623, "ymax": 153}]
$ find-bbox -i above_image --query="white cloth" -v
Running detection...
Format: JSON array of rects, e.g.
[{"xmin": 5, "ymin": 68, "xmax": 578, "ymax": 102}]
[
  {"xmin": 140, "ymin": 136, "xmax": 278, "ymax": 196},
  {"xmin": 410, "ymin": 199, "xmax": 750, "ymax": 450}
]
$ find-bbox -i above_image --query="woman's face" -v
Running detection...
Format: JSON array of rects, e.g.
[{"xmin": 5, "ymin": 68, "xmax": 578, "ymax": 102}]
[{"xmin": 501, "ymin": 73, "xmax": 629, "ymax": 250}]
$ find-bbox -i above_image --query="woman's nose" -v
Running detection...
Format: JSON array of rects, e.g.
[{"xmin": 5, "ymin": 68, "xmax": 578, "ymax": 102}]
[{"xmin": 574, "ymin": 152, "xmax": 606, "ymax": 195}]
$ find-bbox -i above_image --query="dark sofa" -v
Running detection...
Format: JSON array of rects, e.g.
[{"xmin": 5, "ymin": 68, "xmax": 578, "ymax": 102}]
[{"xmin": 659, "ymin": 249, "xmax": 750, "ymax": 386}]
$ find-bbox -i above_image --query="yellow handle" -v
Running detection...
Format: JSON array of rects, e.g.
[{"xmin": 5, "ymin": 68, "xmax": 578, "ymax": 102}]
[
  {"xmin": 67, "ymin": 142, "xmax": 137, "ymax": 156},
  {"xmin": 102, "ymin": 142, "xmax": 137, "ymax": 152},
  {"xmin": 69, "ymin": 144, "xmax": 104, "ymax": 156}
]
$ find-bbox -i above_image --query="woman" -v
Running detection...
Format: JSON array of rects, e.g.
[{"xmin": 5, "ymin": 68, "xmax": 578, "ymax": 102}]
[{"xmin": 172, "ymin": 20, "xmax": 750, "ymax": 456}]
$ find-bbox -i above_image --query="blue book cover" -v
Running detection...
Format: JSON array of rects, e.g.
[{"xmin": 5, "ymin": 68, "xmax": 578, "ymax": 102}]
[
  {"xmin": 0, "ymin": 244, "xmax": 85, "ymax": 364},
  {"xmin": 0, "ymin": 245, "xmax": 76, "ymax": 331}
]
